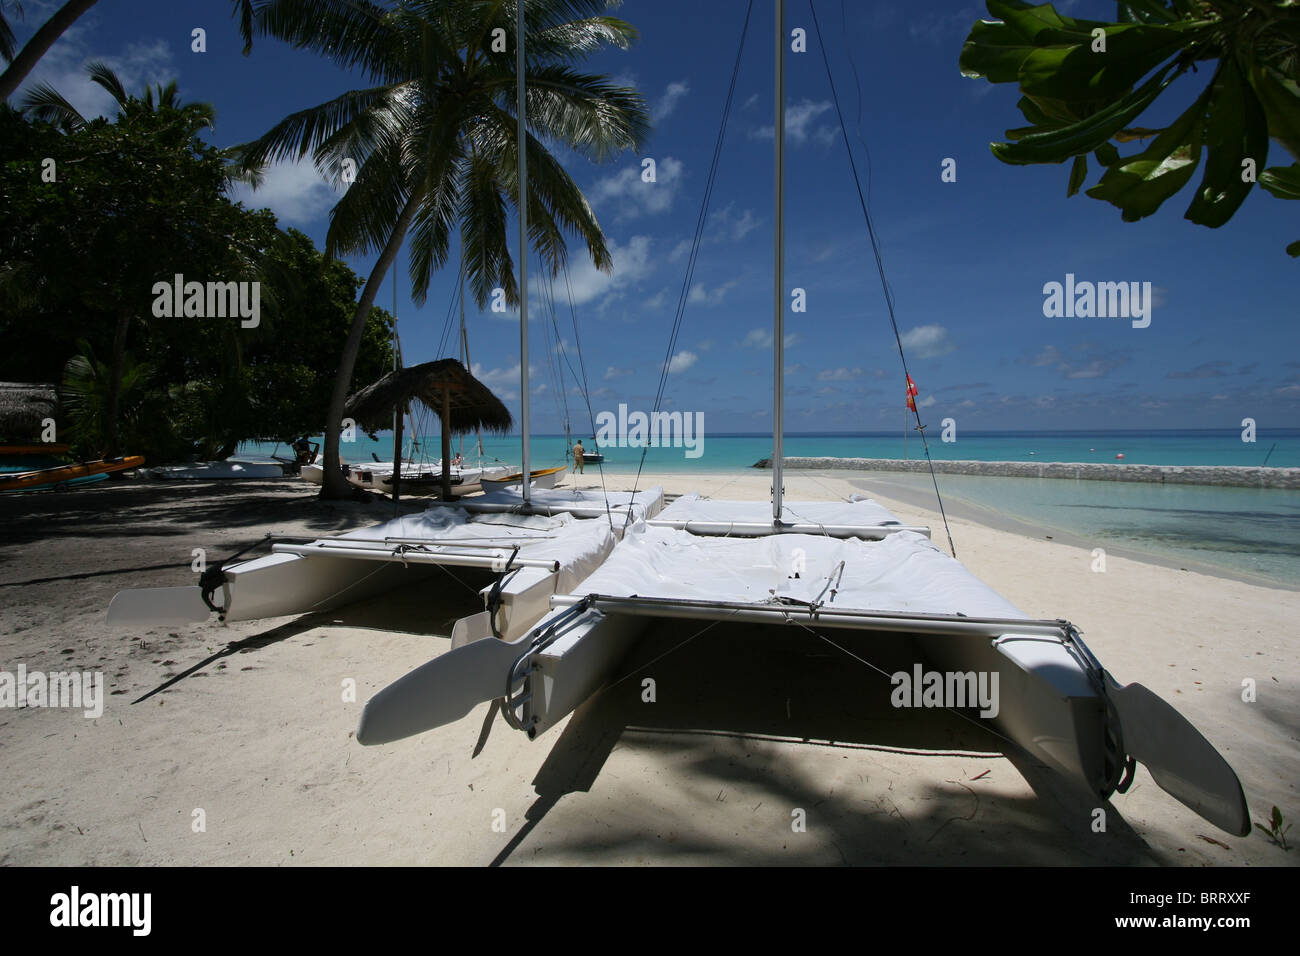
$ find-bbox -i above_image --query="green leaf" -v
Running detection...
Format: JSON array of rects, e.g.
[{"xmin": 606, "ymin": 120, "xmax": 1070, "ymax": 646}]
[
  {"xmin": 1260, "ymin": 163, "xmax": 1300, "ymax": 199},
  {"xmin": 1185, "ymin": 59, "xmax": 1269, "ymax": 228},
  {"xmin": 992, "ymin": 61, "xmax": 1181, "ymax": 164},
  {"xmin": 1095, "ymin": 141, "xmax": 1120, "ymax": 166},
  {"xmin": 1117, "ymin": 1, "xmax": 1177, "ymax": 24},
  {"xmin": 960, "ymin": 18, "xmax": 1039, "ymax": 83},
  {"xmin": 1018, "ymin": 26, "xmax": 1192, "ymax": 105},
  {"xmin": 1086, "ymin": 83, "xmax": 1210, "ymax": 220},
  {"xmin": 1068, "ymin": 154, "xmax": 1088, "ymax": 195},
  {"xmin": 1248, "ymin": 64, "xmax": 1300, "ymax": 163}
]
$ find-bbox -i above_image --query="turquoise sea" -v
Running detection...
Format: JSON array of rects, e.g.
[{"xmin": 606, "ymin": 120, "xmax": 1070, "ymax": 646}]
[
  {"xmin": 243, "ymin": 428, "xmax": 1300, "ymax": 473},
  {"xmin": 239, "ymin": 429, "xmax": 1300, "ymax": 589}
]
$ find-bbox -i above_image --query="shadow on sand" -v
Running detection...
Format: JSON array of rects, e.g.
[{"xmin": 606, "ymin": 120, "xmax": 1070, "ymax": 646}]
[
  {"xmin": 131, "ymin": 568, "xmax": 489, "ymax": 703},
  {"xmin": 486, "ymin": 621, "xmax": 1160, "ymax": 866}
]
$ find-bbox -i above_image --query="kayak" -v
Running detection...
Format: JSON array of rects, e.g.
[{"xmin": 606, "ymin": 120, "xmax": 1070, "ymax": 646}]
[{"xmin": 0, "ymin": 455, "xmax": 144, "ymax": 492}]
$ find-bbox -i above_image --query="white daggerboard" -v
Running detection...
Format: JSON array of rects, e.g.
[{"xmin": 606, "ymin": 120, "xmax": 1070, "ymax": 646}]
[{"xmin": 107, "ymin": 586, "xmax": 211, "ymax": 626}]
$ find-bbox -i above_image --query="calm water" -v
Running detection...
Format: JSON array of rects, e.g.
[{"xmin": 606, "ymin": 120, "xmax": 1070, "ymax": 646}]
[
  {"xmin": 238, "ymin": 429, "xmax": 1300, "ymax": 587},
  {"xmin": 244, "ymin": 428, "xmax": 1300, "ymax": 473}
]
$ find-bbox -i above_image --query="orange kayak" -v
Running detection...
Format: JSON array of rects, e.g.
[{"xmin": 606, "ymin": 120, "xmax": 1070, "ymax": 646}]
[{"xmin": 0, "ymin": 455, "xmax": 144, "ymax": 491}]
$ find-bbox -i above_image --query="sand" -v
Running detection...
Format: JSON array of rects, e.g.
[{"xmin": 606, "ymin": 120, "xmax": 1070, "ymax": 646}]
[{"xmin": 1, "ymin": 469, "xmax": 1296, "ymax": 866}]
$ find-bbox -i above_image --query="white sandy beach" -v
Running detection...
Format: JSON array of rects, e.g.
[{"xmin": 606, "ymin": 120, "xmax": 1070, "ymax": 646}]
[{"xmin": 1, "ymin": 470, "xmax": 1296, "ymax": 866}]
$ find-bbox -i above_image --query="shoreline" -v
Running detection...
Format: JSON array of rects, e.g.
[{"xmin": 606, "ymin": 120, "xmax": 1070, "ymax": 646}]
[{"xmin": 752, "ymin": 457, "xmax": 1300, "ymax": 489}]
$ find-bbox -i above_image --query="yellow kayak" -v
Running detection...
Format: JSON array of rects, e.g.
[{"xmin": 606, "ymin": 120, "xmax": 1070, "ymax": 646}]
[{"xmin": 0, "ymin": 455, "xmax": 144, "ymax": 491}]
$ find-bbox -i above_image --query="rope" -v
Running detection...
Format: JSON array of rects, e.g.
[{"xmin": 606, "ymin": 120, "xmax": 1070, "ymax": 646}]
[
  {"xmin": 808, "ymin": 0, "xmax": 956, "ymax": 558},
  {"xmin": 624, "ymin": 0, "xmax": 755, "ymax": 531}
]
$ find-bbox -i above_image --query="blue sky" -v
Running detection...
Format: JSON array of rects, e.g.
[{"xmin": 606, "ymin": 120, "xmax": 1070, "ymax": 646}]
[{"xmin": 11, "ymin": 0, "xmax": 1299, "ymax": 433}]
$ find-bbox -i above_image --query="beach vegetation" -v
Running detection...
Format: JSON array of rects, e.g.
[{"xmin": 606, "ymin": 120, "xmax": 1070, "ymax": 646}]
[
  {"xmin": 0, "ymin": 68, "xmax": 396, "ymax": 461},
  {"xmin": 961, "ymin": 1, "xmax": 1300, "ymax": 256},
  {"xmin": 1255, "ymin": 804, "xmax": 1292, "ymax": 849},
  {"xmin": 234, "ymin": 0, "xmax": 651, "ymax": 498}
]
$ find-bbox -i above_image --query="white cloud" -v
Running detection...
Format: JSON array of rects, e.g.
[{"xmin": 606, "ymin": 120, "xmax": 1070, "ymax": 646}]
[
  {"xmin": 751, "ymin": 99, "xmax": 835, "ymax": 145},
  {"xmin": 604, "ymin": 366, "xmax": 633, "ymax": 380},
  {"xmin": 668, "ymin": 239, "xmax": 692, "ymax": 262},
  {"xmin": 687, "ymin": 280, "xmax": 739, "ymax": 306},
  {"xmin": 899, "ymin": 324, "xmax": 955, "ymax": 359},
  {"xmin": 667, "ymin": 350, "xmax": 698, "ymax": 374},
  {"xmin": 589, "ymin": 156, "xmax": 684, "ymax": 218},
  {"xmin": 229, "ymin": 158, "xmax": 343, "ymax": 225},
  {"xmin": 817, "ymin": 367, "xmax": 862, "ymax": 381},
  {"xmin": 471, "ymin": 362, "xmax": 537, "ymax": 394},
  {"xmin": 653, "ymin": 80, "xmax": 690, "ymax": 121},
  {"xmin": 742, "ymin": 328, "xmax": 800, "ymax": 348},
  {"xmin": 18, "ymin": 28, "xmax": 175, "ymax": 123},
  {"xmin": 559, "ymin": 235, "xmax": 655, "ymax": 308},
  {"xmin": 918, "ymin": 395, "xmax": 937, "ymax": 408}
]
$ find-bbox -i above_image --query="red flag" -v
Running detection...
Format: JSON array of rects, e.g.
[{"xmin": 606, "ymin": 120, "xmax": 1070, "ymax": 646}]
[{"xmin": 906, "ymin": 374, "xmax": 918, "ymax": 412}]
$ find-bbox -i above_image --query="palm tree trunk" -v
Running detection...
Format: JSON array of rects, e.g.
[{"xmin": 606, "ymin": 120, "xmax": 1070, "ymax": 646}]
[
  {"xmin": 320, "ymin": 192, "xmax": 422, "ymax": 498},
  {"xmin": 105, "ymin": 311, "xmax": 129, "ymax": 458},
  {"xmin": 0, "ymin": 0, "xmax": 100, "ymax": 102}
]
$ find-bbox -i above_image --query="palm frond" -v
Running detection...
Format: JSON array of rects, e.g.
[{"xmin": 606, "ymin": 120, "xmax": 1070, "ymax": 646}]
[
  {"xmin": 254, "ymin": 0, "xmax": 406, "ymax": 83},
  {"xmin": 18, "ymin": 80, "xmax": 86, "ymax": 128},
  {"xmin": 236, "ymin": 84, "xmax": 398, "ymax": 166},
  {"xmin": 85, "ymin": 59, "xmax": 128, "ymax": 106}
]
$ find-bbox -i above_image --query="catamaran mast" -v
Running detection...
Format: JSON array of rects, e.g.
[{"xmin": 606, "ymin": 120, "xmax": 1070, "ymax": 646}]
[
  {"xmin": 391, "ymin": 274, "xmax": 403, "ymax": 511},
  {"xmin": 516, "ymin": 0, "xmax": 532, "ymax": 505},
  {"xmin": 772, "ymin": 0, "xmax": 785, "ymax": 523},
  {"xmin": 458, "ymin": 262, "xmax": 483, "ymax": 458}
]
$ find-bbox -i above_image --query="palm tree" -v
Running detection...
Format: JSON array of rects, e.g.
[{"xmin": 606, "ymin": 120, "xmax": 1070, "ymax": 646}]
[
  {"xmin": 0, "ymin": 0, "xmax": 99, "ymax": 102},
  {"xmin": 237, "ymin": 0, "xmax": 650, "ymax": 498}
]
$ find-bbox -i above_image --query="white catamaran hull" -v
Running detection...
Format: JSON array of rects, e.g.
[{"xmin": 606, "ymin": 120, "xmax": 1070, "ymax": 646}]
[{"xmin": 357, "ymin": 496, "xmax": 1249, "ymax": 837}]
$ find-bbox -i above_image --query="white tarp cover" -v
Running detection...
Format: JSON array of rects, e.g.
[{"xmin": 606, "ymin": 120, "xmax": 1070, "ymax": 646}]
[
  {"xmin": 475, "ymin": 485, "xmax": 665, "ymax": 521},
  {"xmin": 654, "ymin": 492, "xmax": 902, "ymax": 529},
  {"xmin": 329, "ymin": 507, "xmax": 615, "ymax": 590},
  {"xmin": 570, "ymin": 525, "xmax": 1026, "ymax": 620}
]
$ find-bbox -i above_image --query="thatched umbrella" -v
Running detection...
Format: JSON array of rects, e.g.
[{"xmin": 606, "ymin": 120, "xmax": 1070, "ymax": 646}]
[
  {"xmin": 344, "ymin": 358, "xmax": 513, "ymax": 499},
  {"xmin": 0, "ymin": 382, "xmax": 58, "ymax": 443}
]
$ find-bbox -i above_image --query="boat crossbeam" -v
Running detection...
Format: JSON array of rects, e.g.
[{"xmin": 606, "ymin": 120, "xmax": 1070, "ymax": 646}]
[
  {"xmin": 548, "ymin": 593, "xmax": 1071, "ymax": 640},
  {"xmin": 644, "ymin": 519, "xmax": 931, "ymax": 539},
  {"xmin": 270, "ymin": 542, "xmax": 560, "ymax": 572}
]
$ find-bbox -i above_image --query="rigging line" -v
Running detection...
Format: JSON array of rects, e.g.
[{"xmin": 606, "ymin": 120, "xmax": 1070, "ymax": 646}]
[
  {"xmin": 559, "ymin": 259, "xmax": 614, "ymax": 531},
  {"xmin": 625, "ymin": 0, "xmax": 756, "ymax": 530},
  {"xmin": 808, "ymin": 0, "xmax": 956, "ymax": 558},
  {"xmin": 786, "ymin": 617, "xmax": 1023, "ymax": 753},
  {"xmin": 435, "ymin": 255, "xmax": 468, "ymax": 359},
  {"xmin": 538, "ymin": 260, "xmax": 571, "ymax": 442}
]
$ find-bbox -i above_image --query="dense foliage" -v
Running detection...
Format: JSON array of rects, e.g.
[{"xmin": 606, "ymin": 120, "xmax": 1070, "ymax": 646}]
[
  {"xmin": 0, "ymin": 100, "xmax": 394, "ymax": 459},
  {"xmin": 961, "ymin": 0, "xmax": 1300, "ymax": 255}
]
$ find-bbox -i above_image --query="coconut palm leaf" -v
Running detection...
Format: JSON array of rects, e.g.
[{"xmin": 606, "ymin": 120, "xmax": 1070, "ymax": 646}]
[
  {"xmin": 19, "ymin": 79, "xmax": 86, "ymax": 128},
  {"xmin": 243, "ymin": 0, "xmax": 651, "ymax": 498}
]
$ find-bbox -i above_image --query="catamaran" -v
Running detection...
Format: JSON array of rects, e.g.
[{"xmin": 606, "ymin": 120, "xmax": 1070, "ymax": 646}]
[{"xmin": 355, "ymin": 0, "xmax": 1250, "ymax": 840}]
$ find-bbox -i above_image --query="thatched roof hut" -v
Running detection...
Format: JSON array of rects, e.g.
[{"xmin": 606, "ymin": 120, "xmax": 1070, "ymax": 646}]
[
  {"xmin": 344, "ymin": 359, "xmax": 513, "ymax": 499},
  {"xmin": 0, "ymin": 382, "xmax": 58, "ymax": 442}
]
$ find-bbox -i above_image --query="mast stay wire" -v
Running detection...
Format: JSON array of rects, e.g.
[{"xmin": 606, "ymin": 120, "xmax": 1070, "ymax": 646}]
[
  {"xmin": 624, "ymin": 0, "xmax": 756, "ymax": 530},
  {"xmin": 809, "ymin": 0, "xmax": 957, "ymax": 558}
]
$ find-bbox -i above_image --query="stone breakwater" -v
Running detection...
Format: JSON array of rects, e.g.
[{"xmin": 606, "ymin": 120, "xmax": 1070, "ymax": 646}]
[{"xmin": 752, "ymin": 457, "xmax": 1300, "ymax": 490}]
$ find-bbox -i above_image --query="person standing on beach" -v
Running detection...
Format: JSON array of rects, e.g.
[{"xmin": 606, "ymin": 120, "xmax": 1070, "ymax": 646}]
[{"xmin": 572, "ymin": 439, "xmax": 584, "ymax": 474}]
